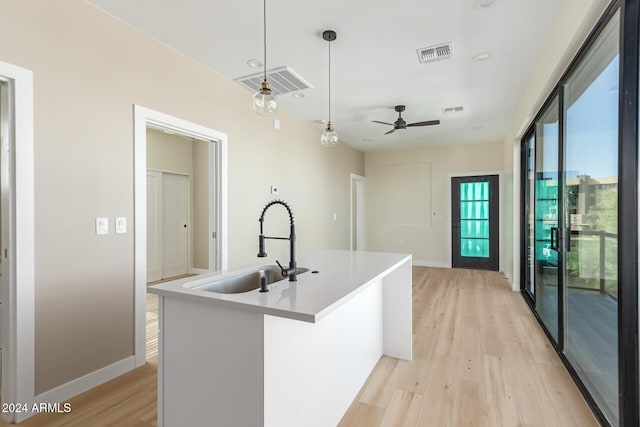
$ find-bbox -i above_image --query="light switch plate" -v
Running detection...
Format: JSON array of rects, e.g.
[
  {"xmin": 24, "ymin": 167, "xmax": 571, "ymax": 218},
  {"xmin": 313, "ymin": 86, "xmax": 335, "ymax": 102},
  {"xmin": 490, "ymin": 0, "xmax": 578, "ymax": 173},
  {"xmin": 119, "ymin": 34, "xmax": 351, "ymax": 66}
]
[
  {"xmin": 96, "ymin": 217, "xmax": 108, "ymax": 235},
  {"xmin": 115, "ymin": 217, "xmax": 127, "ymax": 234},
  {"xmin": 270, "ymin": 185, "xmax": 279, "ymax": 195}
]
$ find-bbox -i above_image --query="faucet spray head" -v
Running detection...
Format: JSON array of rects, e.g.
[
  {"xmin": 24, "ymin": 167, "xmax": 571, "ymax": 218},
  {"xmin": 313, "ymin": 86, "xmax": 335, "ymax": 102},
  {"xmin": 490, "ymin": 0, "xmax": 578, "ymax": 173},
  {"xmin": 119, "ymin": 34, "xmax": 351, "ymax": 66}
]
[{"xmin": 257, "ymin": 234, "xmax": 267, "ymax": 257}]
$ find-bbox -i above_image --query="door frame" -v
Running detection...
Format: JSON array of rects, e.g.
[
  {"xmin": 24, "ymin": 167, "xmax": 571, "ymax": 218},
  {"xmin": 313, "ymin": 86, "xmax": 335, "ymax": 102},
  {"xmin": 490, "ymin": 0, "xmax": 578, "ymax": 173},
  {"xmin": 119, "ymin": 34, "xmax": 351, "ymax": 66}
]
[
  {"xmin": 448, "ymin": 171, "xmax": 503, "ymax": 272},
  {"xmin": 133, "ymin": 105, "xmax": 228, "ymax": 366},
  {"xmin": 349, "ymin": 173, "xmax": 365, "ymax": 251},
  {"xmin": 0, "ymin": 61, "xmax": 35, "ymax": 423}
]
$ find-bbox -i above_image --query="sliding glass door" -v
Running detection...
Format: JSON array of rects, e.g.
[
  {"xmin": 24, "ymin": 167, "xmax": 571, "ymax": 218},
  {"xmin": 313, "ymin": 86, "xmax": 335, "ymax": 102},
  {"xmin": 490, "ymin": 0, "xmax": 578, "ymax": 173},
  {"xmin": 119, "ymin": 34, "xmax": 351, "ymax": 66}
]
[
  {"xmin": 521, "ymin": 8, "xmax": 623, "ymax": 426},
  {"xmin": 534, "ymin": 97, "xmax": 560, "ymax": 342},
  {"xmin": 562, "ymin": 11, "xmax": 620, "ymax": 424}
]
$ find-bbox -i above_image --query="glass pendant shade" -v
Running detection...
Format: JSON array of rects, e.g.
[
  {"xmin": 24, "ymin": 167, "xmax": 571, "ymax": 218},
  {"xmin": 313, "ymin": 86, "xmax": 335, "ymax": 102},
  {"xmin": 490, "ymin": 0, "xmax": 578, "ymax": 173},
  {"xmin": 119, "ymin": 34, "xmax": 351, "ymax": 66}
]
[
  {"xmin": 253, "ymin": 80, "xmax": 278, "ymax": 116},
  {"xmin": 321, "ymin": 122, "xmax": 338, "ymax": 147}
]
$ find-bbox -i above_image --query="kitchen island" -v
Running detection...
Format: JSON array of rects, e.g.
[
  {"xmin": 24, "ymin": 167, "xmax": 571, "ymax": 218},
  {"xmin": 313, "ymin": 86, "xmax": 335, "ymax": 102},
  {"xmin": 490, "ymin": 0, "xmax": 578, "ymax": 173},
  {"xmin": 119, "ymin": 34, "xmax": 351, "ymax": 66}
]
[{"xmin": 148, "ymin": 249, "xmax": 412, "ymax": 427}]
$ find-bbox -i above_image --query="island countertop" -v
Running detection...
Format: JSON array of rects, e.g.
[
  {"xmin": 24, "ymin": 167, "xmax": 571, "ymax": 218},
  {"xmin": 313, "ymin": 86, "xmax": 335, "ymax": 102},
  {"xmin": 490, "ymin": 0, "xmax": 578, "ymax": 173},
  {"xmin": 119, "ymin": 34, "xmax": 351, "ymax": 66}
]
[{"xmin": 147, "ymin": 249, "xmax": 411, "ymax": 323}]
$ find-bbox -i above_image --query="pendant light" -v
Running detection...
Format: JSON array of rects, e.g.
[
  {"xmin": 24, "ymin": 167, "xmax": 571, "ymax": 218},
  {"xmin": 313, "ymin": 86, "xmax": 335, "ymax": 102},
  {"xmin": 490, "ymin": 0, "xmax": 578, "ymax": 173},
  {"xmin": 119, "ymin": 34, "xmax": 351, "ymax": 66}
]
[
  {"xmin": 252, "ymin": 0, "xmax": 278, "ymax": 116},
  {"xmin": 321, "ymin": 30, "xmax": 338, "ymax": 147}
]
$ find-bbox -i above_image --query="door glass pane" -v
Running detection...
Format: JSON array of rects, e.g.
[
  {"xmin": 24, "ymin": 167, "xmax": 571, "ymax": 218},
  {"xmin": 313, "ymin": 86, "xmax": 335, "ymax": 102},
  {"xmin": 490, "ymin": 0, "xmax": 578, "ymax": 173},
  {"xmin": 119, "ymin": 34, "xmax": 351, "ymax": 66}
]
[
  {"xmin": 563, "ymin": 11, "xmax": 619, "ymax": 425},
  {"xmin": 534, "ymin": 97, "xmax": 560, "ymax": 341},
  {"xmin": 459, "ymin": 181, "xmax": 489, "ymax": 258}
]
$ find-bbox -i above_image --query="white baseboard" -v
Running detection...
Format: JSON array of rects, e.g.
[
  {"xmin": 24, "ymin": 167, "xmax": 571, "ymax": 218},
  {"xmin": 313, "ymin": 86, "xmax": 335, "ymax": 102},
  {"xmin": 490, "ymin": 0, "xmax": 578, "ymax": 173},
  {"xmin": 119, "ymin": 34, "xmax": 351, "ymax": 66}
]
[
  {"xmin": 18, "ymin": 356, "xmax": 137, "ymax": 422},
  {"xmin": 189, "ymin": 268, "xmax": 209, "ymax": 275},
  {"xmin": 412, "ymin": 260, "xmax": 450, "ymax": 268}
]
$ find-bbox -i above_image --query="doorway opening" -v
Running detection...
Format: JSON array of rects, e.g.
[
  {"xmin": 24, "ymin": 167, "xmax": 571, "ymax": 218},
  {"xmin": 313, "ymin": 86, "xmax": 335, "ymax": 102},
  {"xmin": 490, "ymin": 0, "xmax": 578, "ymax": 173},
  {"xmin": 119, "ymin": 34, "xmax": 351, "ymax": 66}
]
[
  {"xmin": 146, "ymin": 127, "xmax": 213, "ymax": 283},
  {"xmin": 451, "ymin": 174, "xmax": 500, "ymax": 271},
  {"xmin": 134, "ymin": 106, "xmax": 228, "ymax": 366},
  {"xmin": 350, "ymin": 174, "xmax": 365, "ymax": 251}
]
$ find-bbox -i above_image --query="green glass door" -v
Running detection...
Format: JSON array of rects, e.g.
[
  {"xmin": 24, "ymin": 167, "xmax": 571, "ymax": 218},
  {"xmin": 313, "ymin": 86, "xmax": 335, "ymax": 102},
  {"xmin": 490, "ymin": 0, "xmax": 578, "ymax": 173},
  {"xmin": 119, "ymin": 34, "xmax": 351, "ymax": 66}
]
[{"xmin": 451, "ymin": 175, "xmax": 499, "ymax": 271}]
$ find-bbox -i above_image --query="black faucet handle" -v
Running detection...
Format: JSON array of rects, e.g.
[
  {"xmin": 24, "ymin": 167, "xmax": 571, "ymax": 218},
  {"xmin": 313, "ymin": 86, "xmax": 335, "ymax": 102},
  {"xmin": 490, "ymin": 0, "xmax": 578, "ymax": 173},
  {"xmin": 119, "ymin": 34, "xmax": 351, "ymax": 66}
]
[{"xmin": 275, "ymin": 260, "xmax": 288, "ymax": 277}]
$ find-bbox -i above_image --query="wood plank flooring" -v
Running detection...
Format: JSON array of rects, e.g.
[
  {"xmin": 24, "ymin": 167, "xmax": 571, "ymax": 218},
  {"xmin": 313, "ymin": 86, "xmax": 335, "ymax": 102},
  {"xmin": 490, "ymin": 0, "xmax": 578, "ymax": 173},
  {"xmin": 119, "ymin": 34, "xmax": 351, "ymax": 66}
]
[
  {"xmin": 1, "ymin": 267, "xmax": 597, "ymax": 426},
  {"xmin": 339, "ymin": 267, "xmax": 598, "ymax": 427}
]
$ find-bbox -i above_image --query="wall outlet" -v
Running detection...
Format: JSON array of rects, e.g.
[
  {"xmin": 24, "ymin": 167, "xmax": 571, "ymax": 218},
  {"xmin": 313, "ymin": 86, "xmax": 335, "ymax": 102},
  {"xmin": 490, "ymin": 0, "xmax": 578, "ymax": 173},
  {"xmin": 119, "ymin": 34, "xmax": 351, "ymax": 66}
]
[{"xmin": 96, "ymin": 217, "xmax": 108, "ymax": 235}]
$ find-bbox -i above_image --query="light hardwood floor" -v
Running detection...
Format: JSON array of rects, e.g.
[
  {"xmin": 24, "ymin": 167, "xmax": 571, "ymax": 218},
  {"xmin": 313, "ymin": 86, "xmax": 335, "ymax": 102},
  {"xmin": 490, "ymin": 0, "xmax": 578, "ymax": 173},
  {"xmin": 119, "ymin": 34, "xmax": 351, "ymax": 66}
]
[{"xmin": 2, "ymin": 267, "xmax": 597, "ymax": 426}]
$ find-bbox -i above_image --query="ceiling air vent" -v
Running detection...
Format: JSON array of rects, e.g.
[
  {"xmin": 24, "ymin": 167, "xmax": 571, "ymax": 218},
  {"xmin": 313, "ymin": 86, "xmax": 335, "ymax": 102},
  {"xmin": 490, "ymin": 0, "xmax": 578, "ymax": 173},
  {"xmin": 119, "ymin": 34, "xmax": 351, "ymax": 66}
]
[
  {"xmin": 442, "ymin": 105, "xmax": 465, "ymax": 115},
  {"xmin": 234, "ymin": 66, "xmax": 313, "ymax": 96},
  {"xmin": 417, "ymin": 42, "xmax": 454, "ymax": 64}
]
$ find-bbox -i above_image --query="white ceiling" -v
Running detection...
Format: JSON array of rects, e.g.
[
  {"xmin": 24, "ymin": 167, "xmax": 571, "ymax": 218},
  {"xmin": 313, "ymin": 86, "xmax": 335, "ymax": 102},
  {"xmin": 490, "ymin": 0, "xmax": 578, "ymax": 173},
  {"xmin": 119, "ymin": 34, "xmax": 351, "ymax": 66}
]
[{"xmin": 86, "ymin": 0, "xmax": 563, "ymax": 152}]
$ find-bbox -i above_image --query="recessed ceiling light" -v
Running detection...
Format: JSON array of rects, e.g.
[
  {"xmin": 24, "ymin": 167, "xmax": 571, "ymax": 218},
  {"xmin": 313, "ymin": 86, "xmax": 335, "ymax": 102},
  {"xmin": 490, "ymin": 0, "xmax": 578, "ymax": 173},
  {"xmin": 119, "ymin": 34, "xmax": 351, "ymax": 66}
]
[
  {"xmin": 246, "ymin": 58, "xmax": 263, "ymax": 69},
  {"xmin": 479, "ymin": 0, "xmax": 497, "ymax": 7},
  {"xmin": 292, "ymin": 92, "xmax": 305, "ymax": 99},
  {"xmin": 472, "ymin": 51, "xmax": 492, "ymax": 61}
]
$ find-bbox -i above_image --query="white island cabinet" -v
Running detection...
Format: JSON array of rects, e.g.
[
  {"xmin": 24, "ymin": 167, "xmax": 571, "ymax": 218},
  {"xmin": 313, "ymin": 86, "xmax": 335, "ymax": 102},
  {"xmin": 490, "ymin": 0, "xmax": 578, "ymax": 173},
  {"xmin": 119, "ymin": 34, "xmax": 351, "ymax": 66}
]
[{"xmin": 148, "ymin": 250, "xmax": 412, "ymax": 427}]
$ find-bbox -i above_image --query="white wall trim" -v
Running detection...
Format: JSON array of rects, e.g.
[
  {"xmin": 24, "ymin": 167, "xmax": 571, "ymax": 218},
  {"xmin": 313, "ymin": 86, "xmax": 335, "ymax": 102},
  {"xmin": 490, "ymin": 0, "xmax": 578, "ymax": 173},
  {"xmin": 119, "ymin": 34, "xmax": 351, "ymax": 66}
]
[
  {"xmin": 349, "ymin": 173, "xmax": 366, "ymax": 251},
  {"xmin": 189, "ymin": 268, "xmax": 209, "ymax": 275},
  {"xmin": 134, "ymin": 105, "xmax": 228, "ymax": 368},
  {"xmin": 413, "ymin": 260, "xmax": 450, "ymax": 268},
  {"xmin": 447, "ymin": 171, "xmax": 504, "ymax": 271},
  {"xmin": 0, "ymin": 60, "xmax": 35, "ymax": 424},
  {"xmin": 31, "ymin": 356, "xmax": 135, "ymax": 418}
]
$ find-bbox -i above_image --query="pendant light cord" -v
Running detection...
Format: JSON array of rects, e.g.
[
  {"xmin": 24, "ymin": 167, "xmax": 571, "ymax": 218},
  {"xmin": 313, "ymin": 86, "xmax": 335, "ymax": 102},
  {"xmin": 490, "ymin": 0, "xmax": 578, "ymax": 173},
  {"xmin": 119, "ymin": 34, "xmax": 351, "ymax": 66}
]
[
  {"xmin": 328, "ymin": 39, "xmax": 331, "ymax": 123},
  {"xmin": 263, "ymin": 0, "xmax": 267, "ymax": 82}
]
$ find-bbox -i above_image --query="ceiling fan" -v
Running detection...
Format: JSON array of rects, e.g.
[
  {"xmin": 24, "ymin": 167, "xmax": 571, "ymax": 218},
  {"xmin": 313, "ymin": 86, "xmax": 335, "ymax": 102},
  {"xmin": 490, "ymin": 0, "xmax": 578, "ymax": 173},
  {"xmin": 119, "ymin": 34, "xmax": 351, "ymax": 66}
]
[{"xmin": 372, "ymin": 105, "xmax": 440, "ymax": 135}]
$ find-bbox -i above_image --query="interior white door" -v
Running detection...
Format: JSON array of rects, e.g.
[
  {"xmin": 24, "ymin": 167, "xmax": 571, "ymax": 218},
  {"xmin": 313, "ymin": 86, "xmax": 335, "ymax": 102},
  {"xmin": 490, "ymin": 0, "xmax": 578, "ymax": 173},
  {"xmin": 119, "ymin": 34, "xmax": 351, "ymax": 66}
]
[
  {"xmin": 162, "ymin": 173, "xmax": 189, "ymax": 279},
  {"xmin": 146, "ymin": 171, "xmax": 162, "ymax": 282}
]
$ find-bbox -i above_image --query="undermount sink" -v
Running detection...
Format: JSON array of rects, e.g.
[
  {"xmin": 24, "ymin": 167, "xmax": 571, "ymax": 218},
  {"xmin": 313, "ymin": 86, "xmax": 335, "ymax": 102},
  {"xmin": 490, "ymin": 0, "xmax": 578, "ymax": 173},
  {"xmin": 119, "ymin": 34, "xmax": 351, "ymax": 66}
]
[{"xmin": 192, "ymin": 265, "xmax": 309, "ymax": 294}]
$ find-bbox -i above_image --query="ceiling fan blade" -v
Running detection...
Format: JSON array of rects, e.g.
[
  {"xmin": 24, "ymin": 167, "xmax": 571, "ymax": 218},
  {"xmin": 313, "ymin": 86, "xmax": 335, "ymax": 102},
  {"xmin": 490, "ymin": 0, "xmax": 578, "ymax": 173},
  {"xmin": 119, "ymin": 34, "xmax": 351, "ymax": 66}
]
[
  {"xmin": 372, "ymin": 120, "xmax": 394, "ymax": 126},
  {"xmin": 384, "ymin": 128, "xmax": 396, "ymax": 135},
  {"xmin": 407, "ymin": 120, "xmax": 440, "ymax": 127}
]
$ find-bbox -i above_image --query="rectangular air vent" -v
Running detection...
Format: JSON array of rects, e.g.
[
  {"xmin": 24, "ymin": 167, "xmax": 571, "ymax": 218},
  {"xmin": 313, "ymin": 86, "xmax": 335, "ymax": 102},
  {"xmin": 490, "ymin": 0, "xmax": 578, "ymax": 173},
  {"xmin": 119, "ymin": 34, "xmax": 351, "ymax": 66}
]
[
  {"xmin": 234, "ymin": 66, "xmax": 313, "ymax": 96},
  {"xmin": 417, "ymin": 42, "xmax": 454, "ymax": 64},
  {"xmin": 442, "ymin": 105, "xmax": 465, "ymax": 115}
]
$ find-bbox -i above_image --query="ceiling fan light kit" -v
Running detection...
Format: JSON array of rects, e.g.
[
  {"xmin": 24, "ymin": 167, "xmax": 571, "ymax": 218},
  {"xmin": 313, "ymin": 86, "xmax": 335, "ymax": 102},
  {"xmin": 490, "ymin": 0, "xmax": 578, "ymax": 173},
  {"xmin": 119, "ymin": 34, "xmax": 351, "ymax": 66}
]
[
  {"xmin": 252, "ymin": 0, "xmax": 278, "ymax": 116},
  {"xmin": 321, "ymin": 30, "xmax": 339, "ymax": 147}
]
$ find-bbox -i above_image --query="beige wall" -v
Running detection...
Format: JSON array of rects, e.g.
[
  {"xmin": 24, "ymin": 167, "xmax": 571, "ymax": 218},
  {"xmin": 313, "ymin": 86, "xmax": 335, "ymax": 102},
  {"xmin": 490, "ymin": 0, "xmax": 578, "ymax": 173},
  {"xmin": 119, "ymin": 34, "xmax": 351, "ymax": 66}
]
[
  {"xmin": 192, "ymin": 139, "xmax": 209, "ymax": 270},
  {"xmin": 0, "ymin": 0, "xmax": 363, "ymax": 394},
  {"xmin": 365, "ymin": 141, "xmax": 503, "ymax": 267},
  {"xmin": 147, "ymin": 128, "xmax": 194, "ymax": 175},
  {"xmin": 500, "ymin": 0, "xmax": 611, "ymax": 286}
]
